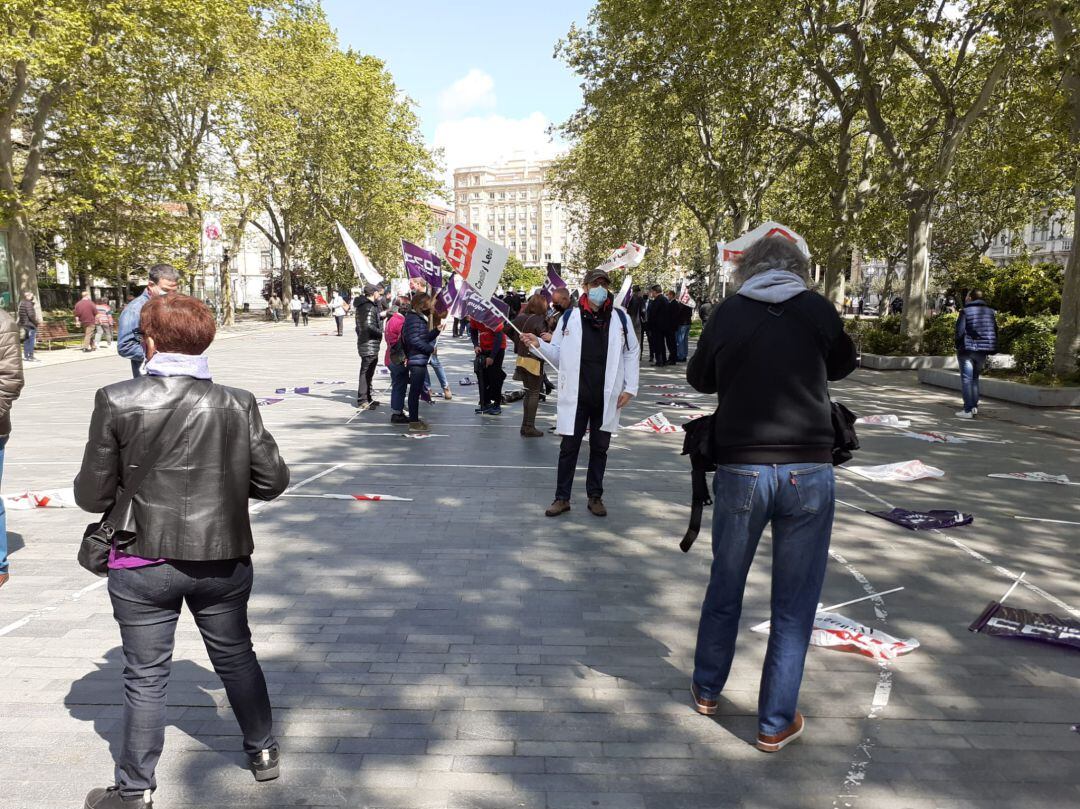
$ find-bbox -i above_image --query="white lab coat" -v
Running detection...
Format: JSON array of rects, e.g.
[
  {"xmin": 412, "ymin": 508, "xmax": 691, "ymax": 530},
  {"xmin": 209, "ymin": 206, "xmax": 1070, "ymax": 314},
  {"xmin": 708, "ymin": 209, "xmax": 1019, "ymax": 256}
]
[{"xmin": 533, "ymin": 308, "xmax": 640, "ymax": 436}]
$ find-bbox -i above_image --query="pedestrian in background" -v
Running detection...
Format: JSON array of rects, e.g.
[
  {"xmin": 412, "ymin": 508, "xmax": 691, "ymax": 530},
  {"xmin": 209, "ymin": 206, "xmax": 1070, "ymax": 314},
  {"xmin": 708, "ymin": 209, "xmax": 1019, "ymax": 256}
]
[
  {"xmin": 118, "ymin": 264, "xmax": 181, "ymax": 378},
  {"xmin": 402, "ymin": 293, "xmax": 439, "ymax": 432},
  {"xmin": 330, "ymin": 291, "xmax": 348, "ymax": 336},
  {"xmin": 955, "ymin": 289, "xmax": 998, "ymax": 419},
  {"xmin": 664, "ymin": 290, "xmax": 680, "ymax": 363},
  {"xmin": 672, "ymin": 292, "xmax": 693, "ymax": 362},
  {"xmin": 300, "ymin": 298, "xmax": 311, "ymax": 326},
  {"xmin": 686, "ymin": 235, "xmax": 856, "ymax": 753},
  {"xmin": 354, "ymin": 283, "xmax": 383, "ymax": 411},
  {"xmin": 75, "ymin": 290, "xmax": 98, "ymax": 353},
  {"xmin": 289, "ymin": 295, "xmax": 302, "ymax": 326},
  {"xmin": 512, "ymin": 294, "xmax": 549, "ymax": 438},
  {"xmin": 0, "ymin": 305, "xmax": 25, "ymax": 588},
  {"xmin": 94, "ymin": 299, "xmax": 115, "ymax": 348},
  {"xmin": 645, "ymin": 285, "xmax": 669, "ymax": 366},
  {"xmin": 471, "ymin": 315, "xmax": 506, "ymax": 415},
  {"xmin": 625, "ymin": 285, "xmax": 645, "ymax": 352},
  {"xmin": 524, "ymin": 268, "xmax": 639, "ymax": 518},
  {"xmin": 384, "ymin": 293, "xmax": 409, "ymax": 424},
  {"xmin": 268, "ymin": 294, "xmax": 283, "ymax": 323},
  {"xmin": 18, "ymin": 291, "xmax": 42, "ymax": 363},
  {"xmin": 75, "ymin": 295, "xmax": 290, "ymax": 808}
]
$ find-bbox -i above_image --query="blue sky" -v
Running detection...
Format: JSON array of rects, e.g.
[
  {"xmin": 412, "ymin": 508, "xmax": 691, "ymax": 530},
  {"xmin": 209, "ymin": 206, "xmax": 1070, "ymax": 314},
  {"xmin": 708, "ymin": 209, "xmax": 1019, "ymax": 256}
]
[{"xmin": 322, "ymin": 0, "xmax": 592, "ymax": 189}]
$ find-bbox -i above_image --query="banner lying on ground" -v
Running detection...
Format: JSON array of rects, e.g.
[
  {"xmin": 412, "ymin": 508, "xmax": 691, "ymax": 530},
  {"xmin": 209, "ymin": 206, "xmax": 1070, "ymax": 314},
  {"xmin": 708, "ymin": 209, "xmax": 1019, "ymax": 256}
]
[
  {"xmin": 969, "ymin": 603, "xmax": 1080, "ymax": 651},
  {"xmin": 437, "ymin": 224, "xmax": 508, "ymax": 300},
  {"xmin": 626, "ymin": 413, "xmax": 679, "ymax": 433},
  {"xmin": 753, "ymin": 611, "xmax": 920, "ymax": 661},
  {"xmin": 335, "ymin": 221, "xmax": 383, "ymax": 284},
  {"xmin": 847, "ymin": 460, "xmax": 945, "ymax": 482},
  {"xmin": 598, "ymin": 242, "xmax": 647, "ymax": 273},
  {"xmin": 540, "ymin": 263, "xmax": 566, "ymax": 302},
  {"xmin": 281, "ymin": 493, "xmax": 413, "ymax": 502},
  {"xmin": 2, "ymin": 488, "xmax": 78, "ymax": 509},
  {"xmin": 869, "ymin": 508, "xmax": 973, "ymax": 530},
  {"xmin": 855, "ymin": 414, "xmax": 912, "ymax": 428},
  {"xmin": 988, "ymin": 472, "xmax": 1074, "ymax": 485},
  {"xmin": 449, "ymin": 276, "xmax": 510, "ymax": 331},
  {"xmin": 401, "ymin": 240, "xmax": 443, "ymax": 290}
]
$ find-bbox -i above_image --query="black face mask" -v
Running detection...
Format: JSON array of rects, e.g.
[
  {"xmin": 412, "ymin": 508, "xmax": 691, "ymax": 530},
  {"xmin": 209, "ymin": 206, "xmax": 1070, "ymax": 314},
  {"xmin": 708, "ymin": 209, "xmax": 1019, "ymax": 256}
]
[{"xmin": 552, "ymin": 302, "xmax": 566, "ymax": 313}]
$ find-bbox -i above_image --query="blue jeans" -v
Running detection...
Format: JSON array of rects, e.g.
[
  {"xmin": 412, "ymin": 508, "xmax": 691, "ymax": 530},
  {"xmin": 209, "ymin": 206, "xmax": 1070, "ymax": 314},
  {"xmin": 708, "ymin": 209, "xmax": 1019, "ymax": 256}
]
[
  {"xmin": 676, "ymin": 324, "xmax": 690, "ymax": 361},
  {"xmin": 428, "ymin": 353, "xmax": 449, "ymax": 391},
  {"xmin": 0, "ymin": 435, "xmax": 7, "ymax": 573},
  {"xmin": 22, "ymin": 327, "xmax": 35, "ymax": 360},
  {"xmin": 389, "ymin": 362, "xmax": 408, "ymax": 413},
  {"xmin": 958, "ymin": 351, "xmax": 987, "ymax": 412},
  {"xmin": 693, "ymin": 462, "xmax": 835, "ymax": 734}
]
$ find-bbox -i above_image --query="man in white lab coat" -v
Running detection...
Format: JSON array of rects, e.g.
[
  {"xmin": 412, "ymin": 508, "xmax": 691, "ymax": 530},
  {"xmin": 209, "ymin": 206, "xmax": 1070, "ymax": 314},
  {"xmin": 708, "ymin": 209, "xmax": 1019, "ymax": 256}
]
[{"xmin": 523, "ymin": 268, "xmax": 640, "ymax": 517}]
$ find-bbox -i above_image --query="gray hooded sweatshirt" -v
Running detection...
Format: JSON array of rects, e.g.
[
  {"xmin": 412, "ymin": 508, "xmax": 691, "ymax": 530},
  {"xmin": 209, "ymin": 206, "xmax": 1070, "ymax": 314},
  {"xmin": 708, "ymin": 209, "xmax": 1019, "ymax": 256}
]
[{"xmin": 737, "ymin": 269, "xmax": 807, "ymax": 304}]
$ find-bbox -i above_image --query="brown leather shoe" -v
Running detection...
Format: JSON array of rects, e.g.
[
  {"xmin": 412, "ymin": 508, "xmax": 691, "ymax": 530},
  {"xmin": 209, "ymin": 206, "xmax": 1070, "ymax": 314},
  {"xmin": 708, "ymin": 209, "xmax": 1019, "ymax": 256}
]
[
  {"xmin": 690, "ymin": 683, "xmax": 717, "ymax": 716},
  {"xmin": 587, "ymin": 496, "xmax": 607, "ymax": 517},
  {"xmin": 755, "ymin": 711, "xmax": 804, "ymax": 752},
  {"xmin": 545, "ymin": 499, "xmax": 571, "ymax": 517},
  {"xmin": 520, "ymin": 426, "xmax": 543, "ymax": 438}
]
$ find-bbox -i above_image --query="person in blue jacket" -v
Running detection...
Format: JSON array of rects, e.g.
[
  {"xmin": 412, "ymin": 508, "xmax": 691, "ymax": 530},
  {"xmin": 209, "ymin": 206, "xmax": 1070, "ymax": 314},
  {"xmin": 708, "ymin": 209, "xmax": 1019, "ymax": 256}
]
[
  {"xmin": 401, "ymin": 293, "xmax": 440, "ymax": 432},
  {"xmin": 954, "ymin": 289, "xmax": 998, "ymax": 419},
  {"xmin": 117, "ymin": 264, "xmax": 180, "ymax": 377}
]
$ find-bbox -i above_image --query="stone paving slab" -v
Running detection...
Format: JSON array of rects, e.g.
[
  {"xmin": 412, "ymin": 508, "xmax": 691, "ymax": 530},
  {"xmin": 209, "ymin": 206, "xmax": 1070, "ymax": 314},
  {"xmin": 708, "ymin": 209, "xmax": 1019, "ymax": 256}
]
[{"xmin": 0, "ymin": 325, "xmax": 1078, "ymax": 809}]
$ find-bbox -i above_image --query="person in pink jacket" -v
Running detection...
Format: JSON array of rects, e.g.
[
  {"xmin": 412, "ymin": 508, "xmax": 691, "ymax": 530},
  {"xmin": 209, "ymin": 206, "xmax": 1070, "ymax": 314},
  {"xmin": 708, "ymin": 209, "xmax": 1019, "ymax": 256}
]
[{"xmin": 383, "ymin": 295, "xmax": 409, "ymax": 424}]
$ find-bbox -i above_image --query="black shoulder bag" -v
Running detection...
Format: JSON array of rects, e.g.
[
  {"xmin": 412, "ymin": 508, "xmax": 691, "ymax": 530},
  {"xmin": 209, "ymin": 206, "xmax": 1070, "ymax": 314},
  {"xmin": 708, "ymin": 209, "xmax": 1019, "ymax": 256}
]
[{"xmin": 78, "ymin": 381, "xmax": 211, "ymax": 576}]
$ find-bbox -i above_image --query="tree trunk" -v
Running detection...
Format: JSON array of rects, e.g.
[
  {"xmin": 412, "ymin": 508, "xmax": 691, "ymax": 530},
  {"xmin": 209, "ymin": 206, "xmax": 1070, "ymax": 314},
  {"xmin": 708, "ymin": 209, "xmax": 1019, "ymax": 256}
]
[
  {"xmin": 222, "ymin": 222, "xmax": 244, "ymax": 328},
  {"xmin": 7, "ymin": 212, "xmax": 39, "ymax": 303},
  {"xmin": 881, "ymin": 256, "xmax": 898, "ymax": 316},
  {"xmin": 282, "ymin": 242, "xmax": 294, "ymax": 303},
  {"xmin": 902, "ymin": 194, "xmax": 933, "ymax": 348},
  {"xmin": 1054, "ymin": 172, "xmax": 1080, "ymax": 375},
  {"xmin": 822, "ymin": 242, "xmax": 847, "ymax": 310}
]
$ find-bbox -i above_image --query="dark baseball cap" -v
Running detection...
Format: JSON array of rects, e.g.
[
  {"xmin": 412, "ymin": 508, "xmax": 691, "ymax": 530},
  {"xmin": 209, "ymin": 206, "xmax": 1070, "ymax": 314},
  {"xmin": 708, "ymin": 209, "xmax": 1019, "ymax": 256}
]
[
  {"xmin": 583, "ymin": 268, "xmax": 611, "ymax": 285},
  {"xmin": 363, "ymin": 283, "xmax": 380, "ymax": 295}
]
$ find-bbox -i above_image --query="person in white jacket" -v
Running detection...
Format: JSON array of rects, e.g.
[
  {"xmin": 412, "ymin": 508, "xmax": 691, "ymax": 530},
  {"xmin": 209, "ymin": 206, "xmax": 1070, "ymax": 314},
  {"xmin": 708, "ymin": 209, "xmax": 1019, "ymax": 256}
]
[{"xmin": 523, "ymin": 268, "xmax": 639, "ymax": 517}]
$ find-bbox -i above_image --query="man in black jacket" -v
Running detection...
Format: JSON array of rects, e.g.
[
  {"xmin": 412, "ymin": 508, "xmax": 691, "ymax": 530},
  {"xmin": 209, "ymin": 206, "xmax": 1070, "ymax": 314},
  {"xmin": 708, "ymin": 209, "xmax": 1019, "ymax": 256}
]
[
  {"xmin": 686, "ymin": 236, "xmax": 856, "ymax": 754},
  {"xmin": 625, "ymin": 286, "xmax": 645, "ymax": 351},
  {"xmin": 645, "ymin": 285, "xmax": 668, "ymax": 365},
  {"xmin": 354, "ymin": 284, "xmax": 384, "ymax": 410}
]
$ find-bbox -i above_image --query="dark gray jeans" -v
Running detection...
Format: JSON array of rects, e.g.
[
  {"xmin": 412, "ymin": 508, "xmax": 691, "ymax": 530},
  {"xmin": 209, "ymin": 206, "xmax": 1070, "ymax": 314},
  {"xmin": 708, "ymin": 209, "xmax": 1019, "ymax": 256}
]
[{"xmin": 108, "ymin": 558, "xmax": 274, "ymax": 797}]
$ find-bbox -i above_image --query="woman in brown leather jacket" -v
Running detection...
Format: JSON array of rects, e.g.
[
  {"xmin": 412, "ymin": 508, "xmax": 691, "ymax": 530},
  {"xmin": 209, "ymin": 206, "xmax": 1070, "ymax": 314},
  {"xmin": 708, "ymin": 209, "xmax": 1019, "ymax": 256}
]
[
  {"xmin": 75, "ymin": 295, "xmax": 290, "ymax": 809},
  {"xmin": 511, "ymin": 294, "xmax": 550, "ymax": 438}
]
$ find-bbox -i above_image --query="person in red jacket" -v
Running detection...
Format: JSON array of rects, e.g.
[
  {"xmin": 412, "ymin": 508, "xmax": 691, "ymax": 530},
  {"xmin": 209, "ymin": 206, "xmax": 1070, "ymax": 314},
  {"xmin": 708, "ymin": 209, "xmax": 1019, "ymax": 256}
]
[
  {"xmin": 470, "ymin": 317, "xmax": 506, "ymax": 415},
  {"xmin": 74, "ymin": 290, "xmax": 98, "ymax": 353}
]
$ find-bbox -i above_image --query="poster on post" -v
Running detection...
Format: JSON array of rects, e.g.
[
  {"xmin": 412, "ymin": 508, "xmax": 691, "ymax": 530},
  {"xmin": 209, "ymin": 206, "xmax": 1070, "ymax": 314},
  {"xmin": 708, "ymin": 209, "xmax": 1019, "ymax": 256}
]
[{"xmin": 437, "ymin": 224, "xmax": 508, "ymax": 300}]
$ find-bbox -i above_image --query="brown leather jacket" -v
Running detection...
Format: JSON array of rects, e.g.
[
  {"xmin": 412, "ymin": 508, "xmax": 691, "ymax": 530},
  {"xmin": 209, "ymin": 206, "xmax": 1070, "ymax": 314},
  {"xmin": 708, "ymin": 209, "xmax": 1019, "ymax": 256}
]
[
  {"xmin": 0, "ymin": 309, "xmax": 25, "ymax": 436},
  {"xmin": 74, "ymin": 375, "xmax": 290, "ymax": 560}
]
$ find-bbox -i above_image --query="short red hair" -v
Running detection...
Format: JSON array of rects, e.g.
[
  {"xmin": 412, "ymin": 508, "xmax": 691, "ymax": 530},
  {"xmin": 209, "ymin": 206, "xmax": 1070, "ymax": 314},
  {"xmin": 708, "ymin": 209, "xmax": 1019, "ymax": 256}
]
[{"xmin": 140, "ymin": 294, "xmax": 216, "ymax": 355}]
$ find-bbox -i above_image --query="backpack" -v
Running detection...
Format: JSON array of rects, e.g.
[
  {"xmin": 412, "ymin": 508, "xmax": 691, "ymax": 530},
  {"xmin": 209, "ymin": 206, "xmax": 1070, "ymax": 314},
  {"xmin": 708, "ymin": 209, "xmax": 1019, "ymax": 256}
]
[
  {"xmin": 559, "ymin": 306, "xmax": 631, "ymax": 351},
  {"xmin": 388, "ymin": 316, "xmax": 407, "ymax": 365}
]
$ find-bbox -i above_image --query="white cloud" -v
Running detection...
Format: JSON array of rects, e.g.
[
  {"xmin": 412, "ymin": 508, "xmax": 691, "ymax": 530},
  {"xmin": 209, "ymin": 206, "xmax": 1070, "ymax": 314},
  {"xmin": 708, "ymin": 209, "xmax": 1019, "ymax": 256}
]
[{"xmin": 438, "ymin": 68, "xmax": 496, "ymax": 119}]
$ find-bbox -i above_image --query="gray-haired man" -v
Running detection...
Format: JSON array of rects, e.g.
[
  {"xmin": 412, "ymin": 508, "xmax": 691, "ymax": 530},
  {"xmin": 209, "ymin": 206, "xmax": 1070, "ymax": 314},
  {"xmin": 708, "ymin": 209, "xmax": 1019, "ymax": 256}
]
[{"xmin": 117, "ymin": 264, "xmax": 180, "ymax": 378}]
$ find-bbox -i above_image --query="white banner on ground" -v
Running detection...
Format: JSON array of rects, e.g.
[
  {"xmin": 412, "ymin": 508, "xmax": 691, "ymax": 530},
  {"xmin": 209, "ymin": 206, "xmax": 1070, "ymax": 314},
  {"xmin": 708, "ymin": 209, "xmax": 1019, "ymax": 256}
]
[
  {"xmin": 598, "ymin": 242, "xmax": 647, "ymax": 273},
  {"xmin": 846, "ymin": 460, "xmax": 945, "ymax": 482},
  {"xmin": 989, "ymin": 472, "xmax": 1075, "ymax": 485},
  {"xmin": 2, "ymin": 488, "xmax": 78, "ymax": 509},
  {"xmin": 855, "ymin": 414, "xmax": 912, "ymax": 428},
  {"xmin": 626, "ymin": 413, "xmax": 678, "ymax": 433},
  {"xmin": 335, "ymin": 221, "xmax": 384, "ymax": 285},
  {"xmin": 436, "ymin": 224, "xmax": 508, "ymax": 300},
  {"xmin": 752, "ymin": 611, "xmax": 920, "ymax": 661},
  {"xmin": 722, "ymin": 221, "xmax": 810, "ymax": 264}
]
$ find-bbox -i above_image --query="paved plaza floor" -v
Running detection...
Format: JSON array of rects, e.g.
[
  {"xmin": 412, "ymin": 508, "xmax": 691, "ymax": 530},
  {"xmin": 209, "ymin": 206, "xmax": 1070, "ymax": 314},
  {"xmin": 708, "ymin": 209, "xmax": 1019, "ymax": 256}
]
[{"xmin": 1, "ymin": 321, "xmax": 1078, "ymax": 809}]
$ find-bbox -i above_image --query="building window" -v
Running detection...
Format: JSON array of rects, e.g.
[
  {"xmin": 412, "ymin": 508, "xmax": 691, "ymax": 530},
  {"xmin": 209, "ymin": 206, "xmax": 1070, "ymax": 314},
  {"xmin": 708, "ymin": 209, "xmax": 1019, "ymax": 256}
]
[{"xmin": 544, "ymin": 253, "xmax": 551, "ymax": 261}]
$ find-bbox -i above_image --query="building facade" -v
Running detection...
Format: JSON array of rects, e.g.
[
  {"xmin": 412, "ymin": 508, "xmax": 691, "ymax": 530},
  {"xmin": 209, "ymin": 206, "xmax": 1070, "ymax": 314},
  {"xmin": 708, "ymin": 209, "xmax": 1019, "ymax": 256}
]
[
  {"xmin": 987, "ymin": 211, "xmax": 1073, "ymax": 267},
  {"xmin": 452, "ymin": 159, "xmax": 575, "ymax": 266}
]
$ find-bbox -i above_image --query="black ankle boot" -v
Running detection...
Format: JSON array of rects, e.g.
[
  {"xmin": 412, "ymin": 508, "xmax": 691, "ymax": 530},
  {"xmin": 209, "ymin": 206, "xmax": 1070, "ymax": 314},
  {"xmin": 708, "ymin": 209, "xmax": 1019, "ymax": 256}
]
[{"xmin": 84, "ymin": 787, "xmax": 153, "ymax": 809}]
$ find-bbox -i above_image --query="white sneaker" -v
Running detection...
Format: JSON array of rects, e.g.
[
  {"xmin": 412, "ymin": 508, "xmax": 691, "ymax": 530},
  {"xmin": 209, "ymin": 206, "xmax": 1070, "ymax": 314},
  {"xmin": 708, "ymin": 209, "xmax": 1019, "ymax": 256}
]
[
  {"xmin": 955, "ymin": 410, "xmax": 975, "ymax": 419},
  {"xmin": 972, "ymin": 407, "xmax": 978, "ymax": 415}
]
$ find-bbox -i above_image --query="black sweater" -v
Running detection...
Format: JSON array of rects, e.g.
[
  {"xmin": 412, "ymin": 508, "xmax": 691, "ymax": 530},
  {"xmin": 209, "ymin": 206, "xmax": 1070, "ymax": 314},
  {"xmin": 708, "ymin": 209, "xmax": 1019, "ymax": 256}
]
[{"xmin": 687, "ymin": 290, "xmax": 857, "ymax": 463}]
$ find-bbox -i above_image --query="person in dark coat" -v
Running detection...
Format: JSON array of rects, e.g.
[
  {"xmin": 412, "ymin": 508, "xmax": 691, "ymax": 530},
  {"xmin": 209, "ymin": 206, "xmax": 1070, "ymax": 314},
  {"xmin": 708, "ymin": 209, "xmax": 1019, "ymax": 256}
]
[
  {"xmin": 686, "ymin": 236, "xmax": 856, "ymax": 754},
  {"xmin": 645, "ymin": 285, "xmax": 669, "ymax": 365},
  {"xmin": 353, "ymin": 284, "xmax": 384, "ymax": 410},
  {"xmin": 954, "ymin": 290, "xmax": 998, "ymax": 419},
  {"xmin": 625, "ymin": 286, "xmax": 645, "ymax": 352},
  {"xmin": 401, "ymin": 293, "xmax": 440, "ymax": 431},
  {"xmin": 470, "ymin": 317, "xmax": 507, "ymax": 415},
  {"xmin": 74, "ymin": 294, "xmax": 289, "ymax": 809}
]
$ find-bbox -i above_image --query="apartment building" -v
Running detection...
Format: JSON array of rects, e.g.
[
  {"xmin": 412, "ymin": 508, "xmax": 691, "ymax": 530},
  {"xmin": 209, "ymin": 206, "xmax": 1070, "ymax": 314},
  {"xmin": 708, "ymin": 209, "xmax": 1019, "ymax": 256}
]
[
  {"xmin": 452, "ymin": 159, "xmax": 575, "ymax": 266},
  {"xmin": 987, "ymin": 211, "xmax": 1073, "ymax": 266}
]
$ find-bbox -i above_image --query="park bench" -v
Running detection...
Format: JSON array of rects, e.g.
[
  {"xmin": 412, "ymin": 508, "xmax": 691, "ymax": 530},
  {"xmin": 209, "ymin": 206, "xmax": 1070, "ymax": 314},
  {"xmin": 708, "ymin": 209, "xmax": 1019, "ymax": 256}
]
[{"xmin": 35, "ymin": 321, "xmax": 82, "ymax": 350}]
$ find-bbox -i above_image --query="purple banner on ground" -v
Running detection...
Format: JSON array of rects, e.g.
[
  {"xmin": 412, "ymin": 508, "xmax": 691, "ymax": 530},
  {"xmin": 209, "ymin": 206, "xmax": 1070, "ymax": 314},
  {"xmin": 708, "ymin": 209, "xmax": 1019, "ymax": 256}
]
[
  {"xmin": 969, "ymin": 602, "xmax": 1080, "ymax": 651},
  {"xmin": 401, "ymin": 240, "xmax": 443, "ymax": 290},
  {"xmin": 449, "ymin": 277, "xmax": 509, "ymax": 331},
  {"xmin": 541, "ymin": 263, "xmax": 566, "ymax": 302}
]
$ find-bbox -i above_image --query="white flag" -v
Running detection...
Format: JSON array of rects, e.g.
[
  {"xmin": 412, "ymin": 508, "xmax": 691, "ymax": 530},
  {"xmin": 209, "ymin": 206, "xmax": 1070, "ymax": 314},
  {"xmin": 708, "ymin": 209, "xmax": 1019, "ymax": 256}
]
[
  {"xmin": 335, "ymin": 221, "xmax": 383, "ymax": 285},
  {"xmin": 436, "ymin": 224, "xmax": 508, "ymax": 300},
  {"xmin": 722, "ymin": 221, "xmax": 810, "ymax": 264},
  {"xmin": 598, "ymin": 242, "xmax": 647, "ymax": 273}
]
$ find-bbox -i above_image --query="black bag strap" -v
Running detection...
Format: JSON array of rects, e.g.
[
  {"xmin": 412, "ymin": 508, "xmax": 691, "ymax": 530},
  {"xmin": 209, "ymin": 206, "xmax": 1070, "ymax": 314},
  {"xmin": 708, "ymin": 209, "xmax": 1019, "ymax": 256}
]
[{"xmin": 99, "ymin": 380, "xmax": 211, "ymax": 537}]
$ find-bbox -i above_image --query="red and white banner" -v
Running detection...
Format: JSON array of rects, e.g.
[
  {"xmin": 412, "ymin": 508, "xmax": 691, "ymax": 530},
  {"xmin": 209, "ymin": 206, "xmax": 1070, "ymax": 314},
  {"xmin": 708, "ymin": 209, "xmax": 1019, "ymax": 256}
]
[
  {"xmin": 753, "ymin": 611, "xmax": 920, "ymax": 661},
  {"xmin": 598, "ymin": 242, "xmax": 647, "ymax": 273},
  {"xmin": 626, "ymin": 413, "xmax": 678, "ymax": 434},
  {"xmin": 989, "ymin": 472, "xmax": 1074, "ymax": 485},
  {"xmin": 722, "ymin": 221, "xmax": 809, "ymax": 264},
  {"xmin": 281, "ymin": 493, "xmax": 413, "ymax": 502},
  {"xmin": 855, "ymin": 414, "xmax": 911, "ymax": 428},
  {"xmin": 2, "ymin": 488, "xmax": 78, "ymax": 509},
  {"xmin": 847, "ymin": 460, "xmax": 945, "ymax": 482},
  {"xmin": 437, "ymin": 224, "xmax": 508, "ymax": 300}
]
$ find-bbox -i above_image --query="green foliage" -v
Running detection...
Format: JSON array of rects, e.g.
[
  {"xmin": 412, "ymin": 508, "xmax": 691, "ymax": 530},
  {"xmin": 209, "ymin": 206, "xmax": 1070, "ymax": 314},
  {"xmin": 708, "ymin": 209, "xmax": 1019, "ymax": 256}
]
[
  {"xmin": 991, "ymin": 263, "xmax": 1063, "ymax": 317},
  {"xmin": 922, "ymin": 313, "xmax": 959, "ymax": 356},
  {"xmin": 859, "ymin": 315, "xmax": 911, "ymax": 355},
  {"xmin": 997, "ymin": 315, "xmax": 1058, "ymax": 355},
  {"xmin": 500, "ymin": 256, "xmax": 544, "ymax": 291},
  {"xmin": 1013, "ymin": 319, "xmax": 1057, "ymax": 376}
]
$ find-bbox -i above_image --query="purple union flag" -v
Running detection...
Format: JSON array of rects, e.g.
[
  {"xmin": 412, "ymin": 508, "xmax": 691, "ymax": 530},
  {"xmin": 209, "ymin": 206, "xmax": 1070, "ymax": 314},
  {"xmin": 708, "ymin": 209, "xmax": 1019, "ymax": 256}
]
[
  {"xmin": 540, "ymin": 262, "xmax": 566, "ymax": 302},
  {"xmin": 401, "ymin": 240, "xmax": 443, "ymax": 290}
]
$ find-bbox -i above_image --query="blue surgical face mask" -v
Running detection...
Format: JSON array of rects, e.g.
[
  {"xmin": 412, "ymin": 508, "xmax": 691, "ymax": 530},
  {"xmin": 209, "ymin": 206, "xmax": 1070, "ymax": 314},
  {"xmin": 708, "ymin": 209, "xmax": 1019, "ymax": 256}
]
[{"xmin": 588, "ymin": 287, "xmax": 609, "ymax": 307}]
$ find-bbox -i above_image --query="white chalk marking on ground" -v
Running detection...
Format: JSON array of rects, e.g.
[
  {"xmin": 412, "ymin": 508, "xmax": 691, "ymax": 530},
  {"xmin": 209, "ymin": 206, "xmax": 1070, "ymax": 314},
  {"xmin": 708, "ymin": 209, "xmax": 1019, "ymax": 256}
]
[
  {"xmin": 838, "ymin": 474, "xmax": 1080, "ymax": 619},
  {"xmin": 284, "ymin": 461, "xmax": 682, "ymax": 473},
  {"xmin": 826, "ymin": 550, "xmax": 895, "ymax": 809},
  {"xmin": 1014, "ymin": 515, "xmax": 1080, "ymax": 526},
  {"xmin": 249, "ymin": 464, "xmax": 343, "ymax": 515},
  {"xmin": 0, "ymin": 577, "xmax": 108, "ymax": 637}
]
